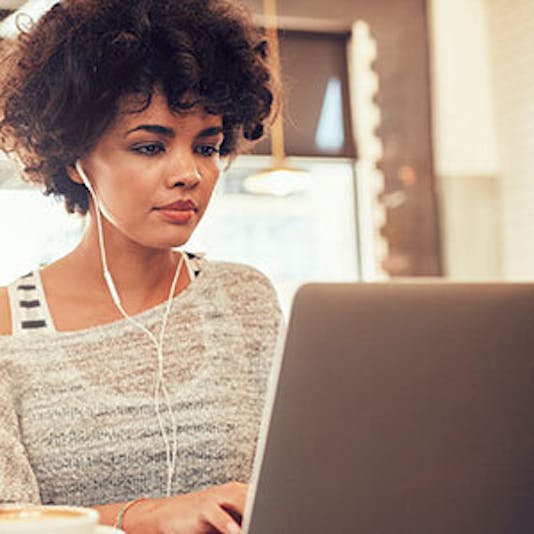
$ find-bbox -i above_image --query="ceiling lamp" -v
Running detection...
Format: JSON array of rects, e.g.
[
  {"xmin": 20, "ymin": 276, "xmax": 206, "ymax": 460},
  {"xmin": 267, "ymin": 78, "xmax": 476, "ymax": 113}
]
[{"xmin": 243, "ymin": 0, "xmax": 310, "ymax": 197}]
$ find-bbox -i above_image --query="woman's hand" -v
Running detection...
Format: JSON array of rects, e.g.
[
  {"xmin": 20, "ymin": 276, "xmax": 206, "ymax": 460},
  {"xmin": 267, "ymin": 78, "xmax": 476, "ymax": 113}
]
[{"xmin": 124, "ymin": 481, "xmax": 248, "ymax": 534}]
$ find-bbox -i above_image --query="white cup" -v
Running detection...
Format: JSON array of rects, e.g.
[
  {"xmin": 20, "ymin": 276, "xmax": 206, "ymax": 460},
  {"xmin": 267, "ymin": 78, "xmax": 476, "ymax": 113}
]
[{"xmin": 0, "ymin": 505, "xmax": 123, "ymax": 534}]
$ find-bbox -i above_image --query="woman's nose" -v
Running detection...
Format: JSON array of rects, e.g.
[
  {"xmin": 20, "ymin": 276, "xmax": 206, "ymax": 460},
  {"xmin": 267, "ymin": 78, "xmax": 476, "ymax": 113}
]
[{"xmin": 166, "ymin": 160, "xmax": 201, "ymax": 189}]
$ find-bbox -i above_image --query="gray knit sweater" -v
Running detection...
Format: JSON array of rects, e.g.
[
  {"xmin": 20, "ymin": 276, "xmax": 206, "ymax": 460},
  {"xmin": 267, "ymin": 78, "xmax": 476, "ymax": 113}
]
[{"xmin": 0, "ymin": 259, "xmax": 282, "ymax": 506}]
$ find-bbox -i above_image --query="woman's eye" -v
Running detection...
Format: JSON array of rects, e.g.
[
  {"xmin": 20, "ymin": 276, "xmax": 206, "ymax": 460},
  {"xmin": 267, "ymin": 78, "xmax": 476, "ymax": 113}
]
[
  {"xmin": 132, "ymin": 143, "xmax": 164, "ymax": 156},
  {"xmin": 195, "ymin": 145, "xmax": 220, "ymax": 157}
]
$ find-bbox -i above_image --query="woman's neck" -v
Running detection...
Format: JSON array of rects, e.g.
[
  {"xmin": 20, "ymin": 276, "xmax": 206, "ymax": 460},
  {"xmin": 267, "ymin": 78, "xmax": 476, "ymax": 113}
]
[{"xmin": 43, "ymin": 217, "xmax": 189, "ymax": 319}]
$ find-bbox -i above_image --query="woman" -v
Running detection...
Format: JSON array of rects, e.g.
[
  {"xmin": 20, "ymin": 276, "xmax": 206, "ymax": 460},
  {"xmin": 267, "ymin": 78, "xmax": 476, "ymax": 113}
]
[{"xmin": 0, "ymin": 1, "xmax": 281, "ymax": 532}]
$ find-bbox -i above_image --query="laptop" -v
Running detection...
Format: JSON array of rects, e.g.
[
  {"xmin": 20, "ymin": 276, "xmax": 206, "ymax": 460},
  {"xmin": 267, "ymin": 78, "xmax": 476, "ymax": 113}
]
[{"xmin": 243, "ymin": 282, "xmax": 534, "ymax": 534}]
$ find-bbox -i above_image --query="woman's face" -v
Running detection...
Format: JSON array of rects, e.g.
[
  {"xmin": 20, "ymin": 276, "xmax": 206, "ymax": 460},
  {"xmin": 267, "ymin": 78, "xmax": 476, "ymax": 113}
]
[{"xmin": 72, "ymin": 90, "xmax": 225, "ymax": 250}]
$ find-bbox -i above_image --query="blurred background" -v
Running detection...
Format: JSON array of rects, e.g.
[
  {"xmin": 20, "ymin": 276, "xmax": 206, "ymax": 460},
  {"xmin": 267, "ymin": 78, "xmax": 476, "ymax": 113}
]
[{"xmin": 0, "ymin": 0, "xmax": 533, "ymax": 316}]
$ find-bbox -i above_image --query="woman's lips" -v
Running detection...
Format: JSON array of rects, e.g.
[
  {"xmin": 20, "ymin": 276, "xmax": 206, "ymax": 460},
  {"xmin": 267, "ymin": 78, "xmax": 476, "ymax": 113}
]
[
  {"xmin": 155, "ymin": 199, "xmax": 197, "ymax": 224},
  {"xmin": 157, "ymin": 208, "xmax": 195, "ymax": 224}
]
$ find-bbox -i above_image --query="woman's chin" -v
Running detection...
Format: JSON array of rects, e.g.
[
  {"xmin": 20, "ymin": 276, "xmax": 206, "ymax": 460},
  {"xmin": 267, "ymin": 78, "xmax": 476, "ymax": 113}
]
[{"xmin": 129, "ymin": 232, "xmax": 193, "ymax": 251}]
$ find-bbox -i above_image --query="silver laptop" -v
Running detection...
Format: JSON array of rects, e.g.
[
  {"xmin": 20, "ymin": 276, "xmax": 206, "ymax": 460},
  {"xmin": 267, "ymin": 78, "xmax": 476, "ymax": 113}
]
[{"xmin": 243, "ymin": 282, "xmax": 534, "ymax": 534}]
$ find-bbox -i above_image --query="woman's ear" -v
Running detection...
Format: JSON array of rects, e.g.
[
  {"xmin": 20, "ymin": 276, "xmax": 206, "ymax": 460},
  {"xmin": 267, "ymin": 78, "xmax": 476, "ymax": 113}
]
[{"xmin": 66, "ymin": 164, "xmax": 84, "ymax": 185}]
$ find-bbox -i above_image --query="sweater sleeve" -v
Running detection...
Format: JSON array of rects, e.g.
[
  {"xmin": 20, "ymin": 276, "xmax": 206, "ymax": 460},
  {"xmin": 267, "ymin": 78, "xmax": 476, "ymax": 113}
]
[
  {"xmin": 0, "ymin": 367, "xmax": 40, "ymax": 504},
  {"xmin": 222, "ymin": 263, "xmax": 284, "ymax": 424}
]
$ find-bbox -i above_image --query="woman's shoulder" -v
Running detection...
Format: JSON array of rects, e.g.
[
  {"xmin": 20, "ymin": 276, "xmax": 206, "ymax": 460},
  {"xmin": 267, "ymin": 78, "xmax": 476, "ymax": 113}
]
[
  {"xmin": 205, "ymin": 259, "xmax": 276, "ymax": 293},
  {"xmin": 0, "ymin": 286, "xmax": 12, "ymax": 336},
  {"xmin": 202, "ymin": 259, "xmax": 282, "ymax": 321}
]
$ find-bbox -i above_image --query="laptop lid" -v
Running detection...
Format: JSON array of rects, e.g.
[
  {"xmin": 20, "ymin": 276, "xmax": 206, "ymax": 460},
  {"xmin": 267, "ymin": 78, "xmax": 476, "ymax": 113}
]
[{"xmin": 244, "ymin": 283, "xmax": 534, "ymax": 534}]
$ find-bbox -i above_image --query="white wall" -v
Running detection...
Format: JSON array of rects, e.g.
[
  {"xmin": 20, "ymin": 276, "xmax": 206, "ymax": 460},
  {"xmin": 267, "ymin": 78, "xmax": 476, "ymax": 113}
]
[
  {"xmin": 487, "ymin": 0, "xmax": 534, "ymax": 279},
  {"xmin": 0, "ymin": 1, "xmax": 26, "ymax": 8},
  {"xmin": 429, "ymin": 0, "xmax": 499, "ymax": 177},
  {"xmin": 429, "ymin": 0, "xmax": 502, "ymax": 279}
]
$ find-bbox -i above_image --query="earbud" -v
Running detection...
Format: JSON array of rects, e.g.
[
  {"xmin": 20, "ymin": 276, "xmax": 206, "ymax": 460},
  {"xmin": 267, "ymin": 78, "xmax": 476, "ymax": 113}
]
[
  {"xmin": 75, "ymin": 160, "xmax": 119, "ymax": 306},
  {"xmin": 104, "ymin": 270, "xmax": 121, "ymax": 308},
  {"xmin": 74, "ymin": 159, "xmax": 183, "ymax": 496},
  {"xmin": 75, "ymin": 160, "xmax": 97, "ymax": 200}
]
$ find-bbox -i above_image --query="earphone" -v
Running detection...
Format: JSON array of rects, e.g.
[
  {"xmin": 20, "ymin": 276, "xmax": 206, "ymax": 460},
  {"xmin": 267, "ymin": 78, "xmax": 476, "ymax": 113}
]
[{"xmin": 75, "ymin": 160, "xmax": 182, "ymax": 496}]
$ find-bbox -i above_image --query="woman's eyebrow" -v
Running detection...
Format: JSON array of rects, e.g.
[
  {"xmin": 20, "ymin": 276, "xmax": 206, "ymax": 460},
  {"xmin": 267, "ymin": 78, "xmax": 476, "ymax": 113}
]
[
  {"xmin": 125, "ymin": 124, "xmax": 175, "ymax": 137},
  {"xmin": 197, "ymin": 126, "xmax": 224, "ymax": 138},
  {"xmin": 124, "ymin": 125, "xmax": 223, "ymax": 138}
]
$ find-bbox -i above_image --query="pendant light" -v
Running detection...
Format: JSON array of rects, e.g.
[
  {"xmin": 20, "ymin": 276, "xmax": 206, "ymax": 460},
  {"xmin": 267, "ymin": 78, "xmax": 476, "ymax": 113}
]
[{"xmin": 243, "ymin": 0, "xmax": 310, "ymax": 196}]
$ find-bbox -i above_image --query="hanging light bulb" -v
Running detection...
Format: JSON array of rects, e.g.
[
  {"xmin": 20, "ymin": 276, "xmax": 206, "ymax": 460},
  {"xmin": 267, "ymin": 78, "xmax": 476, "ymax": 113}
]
[
  {"xmin": 243, "ymin": 0, "xmax": 310, "ymax": 196},
  {"xmin": 242, "ymin": 165, "xmax": 310, "ymax": 196}
]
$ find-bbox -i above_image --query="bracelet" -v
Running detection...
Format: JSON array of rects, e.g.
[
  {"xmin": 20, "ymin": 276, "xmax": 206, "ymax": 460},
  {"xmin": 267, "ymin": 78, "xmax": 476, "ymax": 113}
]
[{"xmin": 114, "ymin": 497, "xmax": 149, "ymax": 530}]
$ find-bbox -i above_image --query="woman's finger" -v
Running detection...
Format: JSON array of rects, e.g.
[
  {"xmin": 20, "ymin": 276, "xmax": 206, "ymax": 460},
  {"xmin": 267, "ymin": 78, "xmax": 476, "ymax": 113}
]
[
  {"xmin": 201, "ymin": 501, "xmax": 242, "ymax": 534},
  {"xmin": 216, "ymin": 482, "xmax": 248, "ymax": 516}
]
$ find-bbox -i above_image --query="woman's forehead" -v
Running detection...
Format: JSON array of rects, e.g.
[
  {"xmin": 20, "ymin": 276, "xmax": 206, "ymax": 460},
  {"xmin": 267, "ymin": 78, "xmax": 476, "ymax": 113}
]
[{"xmin": 114, "ymin": 91, "xmax": 223, "ymax": 132}]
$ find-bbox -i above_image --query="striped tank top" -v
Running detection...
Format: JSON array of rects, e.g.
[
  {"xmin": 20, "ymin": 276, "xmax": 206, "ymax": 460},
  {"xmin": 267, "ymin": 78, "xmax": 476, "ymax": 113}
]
[{"xmin": 6, "ymin": 252, "xmax": 203, "ymax": 335}]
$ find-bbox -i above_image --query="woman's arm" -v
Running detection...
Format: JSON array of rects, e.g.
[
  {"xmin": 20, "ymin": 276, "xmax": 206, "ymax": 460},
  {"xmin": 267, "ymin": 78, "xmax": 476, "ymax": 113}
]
[
  {"xmin": 0, "ymin": 287, "xmax": 12, "ymax": 335},
  {"xmin": 0, "ymin": 365, "xmax": 40, "ymax": 504},
  {"xmin": 92, "ymin": 501, "xmax": 128, "ymax": 527},
  {"xmin": 92, "ymin": 481, "xmax": 247, "ymax": 534}
]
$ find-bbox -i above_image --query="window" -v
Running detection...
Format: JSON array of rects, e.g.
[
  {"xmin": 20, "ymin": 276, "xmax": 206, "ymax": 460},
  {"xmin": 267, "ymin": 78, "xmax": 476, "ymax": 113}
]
[{"xmin": 0, "ymin": 156, "xmax": 358, "ymax": 317}]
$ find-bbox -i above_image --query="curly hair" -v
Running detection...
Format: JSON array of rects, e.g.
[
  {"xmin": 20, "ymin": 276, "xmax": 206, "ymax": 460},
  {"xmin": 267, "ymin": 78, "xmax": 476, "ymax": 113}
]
[{"xmin": 0, "ymin": 0, "xmax": 275, "ymax": 214}]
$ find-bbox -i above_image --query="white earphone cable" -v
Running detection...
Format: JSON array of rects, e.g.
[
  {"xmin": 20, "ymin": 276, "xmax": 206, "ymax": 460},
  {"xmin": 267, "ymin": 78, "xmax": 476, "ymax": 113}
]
[{"xmin": 75, "ymin": 160, "xmax": 182, "ymax": 496}]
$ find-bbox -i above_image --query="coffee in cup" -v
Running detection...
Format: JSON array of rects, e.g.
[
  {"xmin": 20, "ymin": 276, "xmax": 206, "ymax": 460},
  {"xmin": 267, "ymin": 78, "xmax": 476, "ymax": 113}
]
[{"xmin": 0, "ymin": 504, "xmax": 99, "ymax": 533}]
